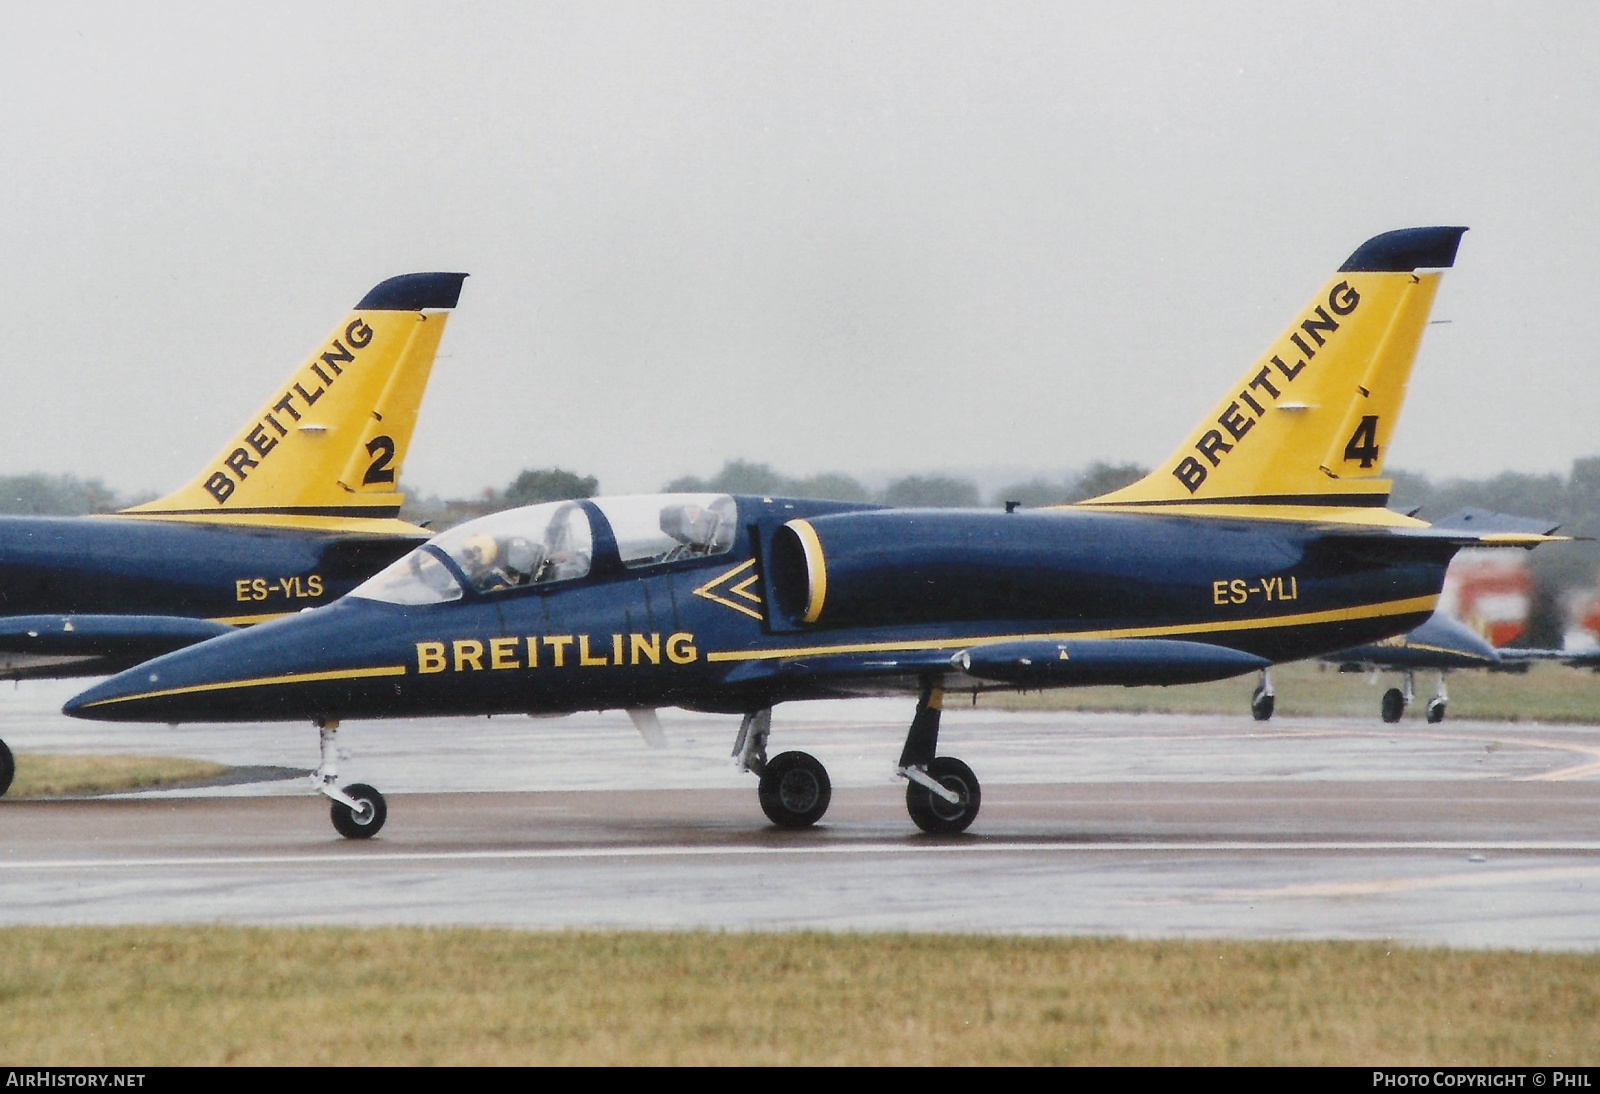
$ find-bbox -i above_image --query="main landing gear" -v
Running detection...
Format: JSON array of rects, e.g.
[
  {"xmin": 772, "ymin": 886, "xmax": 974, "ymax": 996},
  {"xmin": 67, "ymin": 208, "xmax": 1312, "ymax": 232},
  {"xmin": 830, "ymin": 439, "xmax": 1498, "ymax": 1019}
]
[
  {"xmin": 314, "ymin": 718, "xmax": 387, "ymax": 839},
  {"xmin": 897, "ymin": 682, "xmax": 981, "ymax": 834},
  {"xmin": 1381, "ymin": 671, "xmax": 1448, "ymax": 724},
  {"xmin": 732, "ymin": 680, "xmax": 982, "ymax": 835},
  {"xmin": 0, "ymin": 737, "xmax": 14, "ymax": 797},
  {"xmin": 1250, "ymin": 668, "xmax": 1276, "ymax": 722}
]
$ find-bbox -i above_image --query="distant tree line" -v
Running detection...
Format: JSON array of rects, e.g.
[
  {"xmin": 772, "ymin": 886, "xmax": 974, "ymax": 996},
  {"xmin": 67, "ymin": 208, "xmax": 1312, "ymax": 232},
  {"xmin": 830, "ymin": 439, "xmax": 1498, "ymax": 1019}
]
[
  {"xmin": 665, "ymin": 459, "xmax": 1150, "ymax": 509},
  {"xmin": 0, "ymin": 475, "xmax": 121, "ymax": 515},
  {"xmin": 399, "ymin": 467, "xmax": 598, "ymax": 527}
]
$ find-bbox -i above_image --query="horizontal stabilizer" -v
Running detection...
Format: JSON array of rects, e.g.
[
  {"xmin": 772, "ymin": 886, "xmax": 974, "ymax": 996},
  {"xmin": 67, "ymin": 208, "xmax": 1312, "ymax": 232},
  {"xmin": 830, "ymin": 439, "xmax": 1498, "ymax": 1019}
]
[
  {"xmin": 1494, "ymin": 647, "xmax": 1600, "ymax": 669},
  {"xmin": 1316, "ymin": 508, "xmax": 1564, "ymax": 547},
  {"xmin": 1428, "ymin": 508, "xmax": 1564, "ymax": 537},
  {"xmin": 957, "ymin": 638, "xmax": 1268, "ymax": 687}
]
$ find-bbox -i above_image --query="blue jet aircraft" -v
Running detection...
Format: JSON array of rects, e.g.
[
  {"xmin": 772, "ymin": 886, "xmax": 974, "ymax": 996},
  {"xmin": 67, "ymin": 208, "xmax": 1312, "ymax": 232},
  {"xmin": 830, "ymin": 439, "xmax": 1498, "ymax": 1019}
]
[
  {"xmin": 67, "ymin": 227, "xmax": 1561, "ymax": 839},
  {"xmin": 0, "ymin": 271, "xmax": 467, "ymax": 794}
]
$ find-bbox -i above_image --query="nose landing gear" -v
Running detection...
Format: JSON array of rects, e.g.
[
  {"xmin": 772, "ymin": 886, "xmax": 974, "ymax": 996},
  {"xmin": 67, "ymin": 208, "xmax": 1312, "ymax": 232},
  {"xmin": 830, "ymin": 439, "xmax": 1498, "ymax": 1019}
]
[
  {"xmin": 313, "ymin": 719, "xmax": 387, "ymax": 839},
  {"xmin": 758, "ymin": 751, "xmax": 832, "ymax": 828},
  {"xmin": 734, "ymin": 707, "xmax": 834, "ymax": 829}
]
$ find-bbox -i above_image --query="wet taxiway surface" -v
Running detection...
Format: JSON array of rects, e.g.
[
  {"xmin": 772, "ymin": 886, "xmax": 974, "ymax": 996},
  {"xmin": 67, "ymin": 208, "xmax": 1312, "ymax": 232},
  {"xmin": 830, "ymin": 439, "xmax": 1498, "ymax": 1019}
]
[{"xmin": 3, "ymin": 681, "xmax": 1598, "ymax": 947}]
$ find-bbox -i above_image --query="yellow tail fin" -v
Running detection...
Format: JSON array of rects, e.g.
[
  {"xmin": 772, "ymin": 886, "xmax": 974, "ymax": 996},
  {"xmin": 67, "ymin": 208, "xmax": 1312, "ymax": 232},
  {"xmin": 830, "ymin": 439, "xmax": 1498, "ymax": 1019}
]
[
  {"xmin": 119, "ymin": 272, "xmax": 467, "ymax": 532},
  {"xmin": 1079, "ymin": 227, "xmax": 1465, "ymax": 524}
]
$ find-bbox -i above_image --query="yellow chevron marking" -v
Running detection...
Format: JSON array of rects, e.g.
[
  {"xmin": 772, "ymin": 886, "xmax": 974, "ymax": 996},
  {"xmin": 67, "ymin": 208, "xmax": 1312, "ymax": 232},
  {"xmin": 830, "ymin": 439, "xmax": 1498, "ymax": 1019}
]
[{"xmin": 692, "ymin": 559, "xmax": 765, "ymax": 622}]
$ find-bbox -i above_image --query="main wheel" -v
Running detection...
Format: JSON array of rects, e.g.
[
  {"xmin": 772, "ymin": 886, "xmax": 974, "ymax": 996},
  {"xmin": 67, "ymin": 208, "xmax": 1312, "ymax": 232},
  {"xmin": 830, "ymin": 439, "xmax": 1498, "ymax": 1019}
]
[
  {"xmin": 906, "ymin": 756, "xmax": 981, "ymax": 835},
  {"xmin": 331, "ymin": 782, "xmax": 387, "ymax": 839},
  {"xmin": 1426, "ymin": 697, "xmax": 1447, "ymax": 724},
  {"xmin": 1250, "ymin": 686, "xmax": 1275, "ymax": 722},
  {"xmin": 1381, "ymin": 687, "xmax": 1406, "ymax": 724},
  {"xmin": 0, "ymin": 738, "xmax": 13, "ymax": 797},
  {"xmin": 758, "ymin": 751, "xmax": 831, "ymax": 828}
]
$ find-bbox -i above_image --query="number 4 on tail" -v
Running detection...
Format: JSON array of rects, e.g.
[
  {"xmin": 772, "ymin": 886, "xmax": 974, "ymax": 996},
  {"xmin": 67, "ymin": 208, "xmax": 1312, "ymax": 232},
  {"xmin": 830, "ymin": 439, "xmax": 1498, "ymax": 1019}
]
[{"xmin": 1344, "ymin": 415, "xmax": 1380, "ymax": 469}]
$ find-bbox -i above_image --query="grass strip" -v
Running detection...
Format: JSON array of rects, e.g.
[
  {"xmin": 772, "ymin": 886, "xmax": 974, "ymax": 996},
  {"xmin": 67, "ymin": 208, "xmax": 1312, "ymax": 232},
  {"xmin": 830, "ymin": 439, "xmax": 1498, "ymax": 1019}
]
[
  {"xmin": 983, "ymin": 660, "xmax": 1600, "ymax": 722},
  {"xmin": 2, "ymin": 927, "xmax": 1597, "ymax": 1065},
  {"xmin": 6, "ymin": 755, "xmax": 231, "ymax": 798}
]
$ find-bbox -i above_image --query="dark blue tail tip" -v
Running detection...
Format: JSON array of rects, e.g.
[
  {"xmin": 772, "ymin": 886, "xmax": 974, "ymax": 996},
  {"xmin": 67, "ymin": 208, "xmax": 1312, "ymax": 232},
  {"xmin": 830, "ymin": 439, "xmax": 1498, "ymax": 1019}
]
[
  {"xmin": 1341, "ymin": 227, "xmax": 1468, "ymax": 273},
  {"xmin": 357, "ymin": 272, "xmax": 469, "ymax": 311}
]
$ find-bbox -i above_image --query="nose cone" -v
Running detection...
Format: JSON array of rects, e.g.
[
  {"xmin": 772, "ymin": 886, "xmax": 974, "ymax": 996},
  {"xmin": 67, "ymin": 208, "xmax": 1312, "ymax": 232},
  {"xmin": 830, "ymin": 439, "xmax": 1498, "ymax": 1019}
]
[{"xmin": 64, "ymin": 600, "xmax": 407, "ymax": 723}]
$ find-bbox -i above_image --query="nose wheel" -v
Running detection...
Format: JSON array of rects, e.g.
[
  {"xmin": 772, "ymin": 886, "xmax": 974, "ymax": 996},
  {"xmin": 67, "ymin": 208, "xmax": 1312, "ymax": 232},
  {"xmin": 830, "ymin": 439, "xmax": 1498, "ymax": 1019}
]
[
  {"xmin": 735, "ymin": 709, "xmax": 833, "ymax": 829},
  {"xmin": 758, "ymin": 751, "xmax": 832, "ymax": 828},
  {"xmin": 313, "ymin": 719, "xmax": 388, "ymax": 839},
  {"xmin": 330, "ymin": 782, "xmax": 387, "ymax": 839},
  {"xmin": 0, "ymin": 738, "xmax": 13, "ymax": 798}
]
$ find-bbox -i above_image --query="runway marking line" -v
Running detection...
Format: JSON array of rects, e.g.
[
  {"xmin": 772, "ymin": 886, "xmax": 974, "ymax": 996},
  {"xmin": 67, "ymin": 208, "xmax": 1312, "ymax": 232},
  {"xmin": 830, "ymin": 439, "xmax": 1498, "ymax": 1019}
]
[
  {"xmin": 1219, "ymin": 863, "xmax": 1600, "ymax": 901},
  {"xmin": 4, "ymin": 840, "xmax": 1600, "ymax": 872}
]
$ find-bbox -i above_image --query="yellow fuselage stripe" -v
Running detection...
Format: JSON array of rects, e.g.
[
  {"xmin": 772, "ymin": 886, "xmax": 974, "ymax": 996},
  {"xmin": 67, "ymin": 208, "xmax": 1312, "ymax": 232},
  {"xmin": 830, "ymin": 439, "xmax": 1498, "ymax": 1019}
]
[
  {"xmin": 80, "ymin": 664, "xmax": 406, "ymax": 708},
  {"xmin": 206, "ymin": 612, "xmax": 298, "ymax": 626},
  {"xmin": 704, "ymin": 594, "xmax": 1439, "ymax": 663}
]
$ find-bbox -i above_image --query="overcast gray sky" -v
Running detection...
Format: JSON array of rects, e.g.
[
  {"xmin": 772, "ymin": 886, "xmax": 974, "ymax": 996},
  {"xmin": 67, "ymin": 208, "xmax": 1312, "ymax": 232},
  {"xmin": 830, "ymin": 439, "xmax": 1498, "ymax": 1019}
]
[{"xmin": 2, "ymin": 2, "xmax": 1596, "ymax": 499}]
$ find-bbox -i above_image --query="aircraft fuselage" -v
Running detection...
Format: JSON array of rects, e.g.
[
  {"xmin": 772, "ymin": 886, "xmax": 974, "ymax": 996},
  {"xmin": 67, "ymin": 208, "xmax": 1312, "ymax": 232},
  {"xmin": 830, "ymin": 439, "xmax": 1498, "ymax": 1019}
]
[
  {"xmin": 66, "ymin": 495, "xmax": 1454, "ymax": 723},
  {"xmin": 0, "ymin": 515, "xmax": 420, "ymax": 678}
]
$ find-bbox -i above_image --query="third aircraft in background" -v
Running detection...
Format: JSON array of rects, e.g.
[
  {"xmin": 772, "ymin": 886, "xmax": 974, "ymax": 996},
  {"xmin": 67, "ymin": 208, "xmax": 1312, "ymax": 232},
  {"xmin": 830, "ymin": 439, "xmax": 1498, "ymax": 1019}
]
[{"xmin": 68, "ymin": 227, "xmax": 1564, "ymax": 839}]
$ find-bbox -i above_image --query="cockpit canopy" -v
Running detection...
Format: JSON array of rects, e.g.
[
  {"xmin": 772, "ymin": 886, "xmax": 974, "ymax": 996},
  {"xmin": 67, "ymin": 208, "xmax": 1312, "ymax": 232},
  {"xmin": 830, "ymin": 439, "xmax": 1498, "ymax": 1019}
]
[{"xmin": 353, "ymin": 494, "xmax": 738, "ymax": 605}]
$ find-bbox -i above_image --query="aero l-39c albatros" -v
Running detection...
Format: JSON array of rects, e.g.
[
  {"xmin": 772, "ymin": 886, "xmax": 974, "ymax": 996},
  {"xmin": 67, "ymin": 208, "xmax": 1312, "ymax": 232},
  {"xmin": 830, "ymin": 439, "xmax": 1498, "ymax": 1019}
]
[
  {"xmin": 68, "ymin": 228, "xmax": 1562, "ymax": 839},
  {"xmin": 0, "ymin": 271, "xmax": 467, "ymax": 794}
]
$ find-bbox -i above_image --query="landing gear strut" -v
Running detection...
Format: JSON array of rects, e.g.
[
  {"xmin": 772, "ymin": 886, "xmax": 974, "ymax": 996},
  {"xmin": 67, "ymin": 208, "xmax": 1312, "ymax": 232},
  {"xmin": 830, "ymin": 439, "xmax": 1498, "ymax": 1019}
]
[
  {"xmin": 1426, "ymin": 673, "xmax": 1449, "ymax": 723},
  {"xmin": 313, "ymin": 719, "xmax": 386, "ymax": 839},
  {"xmin": 1250, "ymin": 668, "xmax": 1275, "ymax": 721},
  {"xmin": 734, "ymin": 708, "xmax": 833, "ymax": 829},
  {"xmin": 897, "ymin": 681, "xmax": 981, "ymax": 834}
]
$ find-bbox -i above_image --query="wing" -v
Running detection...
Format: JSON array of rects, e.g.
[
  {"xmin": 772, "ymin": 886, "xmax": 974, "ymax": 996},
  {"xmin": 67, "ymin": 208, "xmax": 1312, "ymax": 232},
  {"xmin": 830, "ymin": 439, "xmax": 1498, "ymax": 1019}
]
[
  {"xmin": 0, "ymin": 615, "xmax": 233, "ymax": 680},
  {"xmin": 723, "ymin": 637, "xmax": 1268, "ymax": 696}
]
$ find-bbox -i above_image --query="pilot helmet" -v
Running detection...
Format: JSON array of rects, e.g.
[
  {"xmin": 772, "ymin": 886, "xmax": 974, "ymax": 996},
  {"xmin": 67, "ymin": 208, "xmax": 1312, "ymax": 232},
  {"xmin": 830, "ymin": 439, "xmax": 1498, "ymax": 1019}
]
[{"xmin": 458, "ymin": 533, "xmax": 500, "ymax": 572}]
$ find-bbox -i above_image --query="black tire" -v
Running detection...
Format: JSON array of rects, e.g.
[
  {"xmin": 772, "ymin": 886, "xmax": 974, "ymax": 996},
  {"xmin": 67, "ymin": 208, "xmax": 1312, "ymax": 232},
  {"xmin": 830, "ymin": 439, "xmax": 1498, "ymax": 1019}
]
[
  {"xmin": 906, "ymin": 756, "xmax": 981, "ymax": 835},
  {"xmin": 1381, "ymin": 688, "xmax": 1406, "ymax": 724},
  {"xmin": 1426, "ymin": 698, "xmax": 1447, "ymax": 724},
  {"xmin": 0, "ymin": 738, "xmax": 13, "ymax": 798},
  {"xmin": 758, "ymin": 751, "xmax": 831, "ymax": 828},
  {"xmin": 331, "ymin": 782, "xmax": 387, "ymax": 839},
  {"xmin": 1250, "ymin": 687, "xmax": 1275, "ymax": 722}
]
